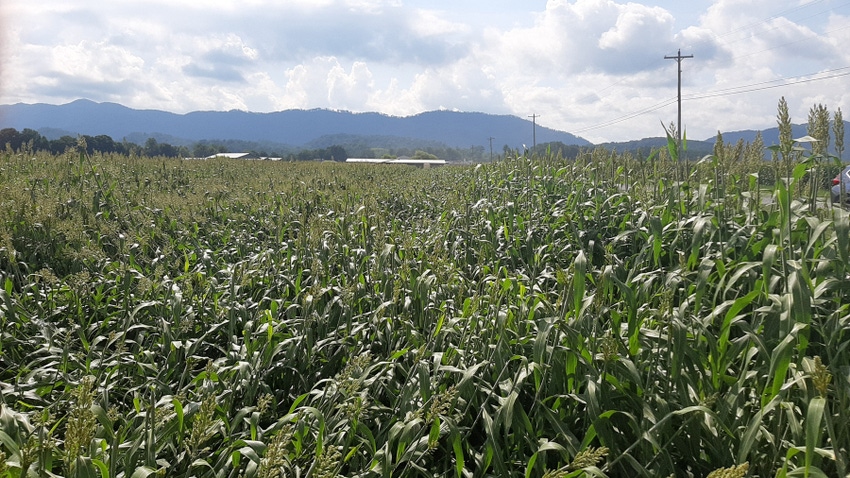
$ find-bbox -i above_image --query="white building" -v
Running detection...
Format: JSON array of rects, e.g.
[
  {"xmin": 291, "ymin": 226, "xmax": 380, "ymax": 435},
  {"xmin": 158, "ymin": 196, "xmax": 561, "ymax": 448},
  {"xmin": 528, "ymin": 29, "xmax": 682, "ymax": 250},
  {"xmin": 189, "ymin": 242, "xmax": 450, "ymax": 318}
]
[
  {"xmin": 345, "ymin": 158, "xmax": 446, "ymax": 168},
  {"xmin": 204, "ymin": 152, "xmax": 282, "ymax": 161}
]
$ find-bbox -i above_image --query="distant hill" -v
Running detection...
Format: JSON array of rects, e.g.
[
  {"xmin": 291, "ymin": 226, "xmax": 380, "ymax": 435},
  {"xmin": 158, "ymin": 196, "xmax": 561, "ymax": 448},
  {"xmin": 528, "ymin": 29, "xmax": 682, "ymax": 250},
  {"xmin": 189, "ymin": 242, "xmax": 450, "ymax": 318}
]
[
  {"xmin": 0, "ymin": 99, "xmax": 592, "ymax": 151},
  {"xmin": 3, "ymin": 100, "xmax": 846, "ymax": 158},
  {"xmin": 598, "ymin": 137, "xmax": 714, "ymax": 159},
  {"xmin": 710, "ymin": 124, "xmax": 807, "ymax": 148},
  {"xmin": 597, "ymin": 121, "xmax": 849, "ymax": 159}
]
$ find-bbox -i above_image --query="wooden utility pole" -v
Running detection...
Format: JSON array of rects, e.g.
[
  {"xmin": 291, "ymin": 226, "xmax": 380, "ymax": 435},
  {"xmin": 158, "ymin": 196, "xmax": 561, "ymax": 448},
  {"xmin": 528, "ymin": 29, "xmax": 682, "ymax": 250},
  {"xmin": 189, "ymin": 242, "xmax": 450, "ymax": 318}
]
[
  {"xmin": 664, "ymin": 49, "xmax": 693, "ymax": 157},
  {"xmin": 528, "ymin": 114, "xmax": 539, "ymax": 149},
  {"xmin": 489, "ymin": 136, "xmax": 495, "ymax": 161}
]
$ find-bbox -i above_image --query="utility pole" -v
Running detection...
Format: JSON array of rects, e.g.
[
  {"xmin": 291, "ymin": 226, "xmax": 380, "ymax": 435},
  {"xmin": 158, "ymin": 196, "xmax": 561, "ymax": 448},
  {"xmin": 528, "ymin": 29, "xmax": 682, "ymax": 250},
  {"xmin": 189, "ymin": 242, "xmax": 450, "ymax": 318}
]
[
  {"xmin": 488, "ymin": 136, "xmax": 495, "ymax": 162},
  {"xmin": 528, "ymin": 114, "xmax": 539, "ymax": 149},
  {"xmin": 664, "ymin": 49, "xmax": 693, "ymax": 158}
]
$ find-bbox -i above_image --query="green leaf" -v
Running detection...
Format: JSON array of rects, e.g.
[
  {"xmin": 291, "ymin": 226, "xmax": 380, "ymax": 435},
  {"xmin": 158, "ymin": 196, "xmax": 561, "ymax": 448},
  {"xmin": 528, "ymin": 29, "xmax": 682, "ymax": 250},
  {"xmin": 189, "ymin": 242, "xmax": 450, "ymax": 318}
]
[
  {"xmin": 805, "ymin": 397, "xmax": 826, "ymax": 475},
  {"xmin": 786, "ymin": 466, "xmax": 830, "ymax": 478},
  {"xmin": 428, "ymin": 417, "xmax": 441, "ymax": 447},
  {"xmin": 173, "ymin": 396, "xmax": 185, "ymax": 443},
  {"xmin": 92, "ymin": 458, "xmax": 111, "ymax": 478},
  {"xmin": 662, "ymin": 121, "xmax": 678, "ymax": 160},
  {"xmin": 525, "ymin": 439, "xmax": 568, "ymax": 478},
  {"xmin": 525, "ymin": 452, "xmax": 538, "ymax": 478},
  {"xmin": 719, "ymin": 290, "xmax": 760, "ymax": 357},
  {"xmin": 739, "ymin": 396, "xmax": 780, "ymax": 463},
  {"xmin": 793, "ymin": 161, "xmax": 812, "ymax": 184},
  {"xmin": 129, "ymin": 466, "xmax": 157, "ymax": 478},
  {"xmin": 0, "ymin": 430, "xmax": 20, "ymax": 456},
  {"xmin": 500, "ymin": 390, "xmax": 519, "ymax": 435},
  {"xmin": 74, "ymin": 457, "xmax": 99, "ymax": 478},
  {"xmin": 765, "ymin": 323, "xmax": 805, "ymax": 404},
  {"xmin": 191, "ymin": 458, "xmax": 214, "ymax": 471},
  {"xmin": 572, "ymin": 251, "xmax": 587, "ymax": 316},
  {"xmin": 287, "ymin": 393, "xmax": 309, "ymax": 415},
  {"xmin": 433, "ymin": 313, "xmax": 445, "ymax": 338},
  {"xmin": 452, "ymin": 434, "xmax": 464, "ymax": 478}
]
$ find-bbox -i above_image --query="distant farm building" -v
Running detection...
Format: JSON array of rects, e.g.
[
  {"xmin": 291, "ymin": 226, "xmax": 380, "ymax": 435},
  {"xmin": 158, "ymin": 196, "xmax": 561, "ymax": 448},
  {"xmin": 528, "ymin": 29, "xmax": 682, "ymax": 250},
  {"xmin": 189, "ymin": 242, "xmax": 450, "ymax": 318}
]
[
  {"xmin": 345, "ymin": 157, "xmax": 446, "ymax": 168},
  {"xmin": 205, "ymin": 152, "xmax": 258, "ymax": 159},
  {"xmin": 203, "ymin": 152, "xmax": 282, "ymax": 161}
]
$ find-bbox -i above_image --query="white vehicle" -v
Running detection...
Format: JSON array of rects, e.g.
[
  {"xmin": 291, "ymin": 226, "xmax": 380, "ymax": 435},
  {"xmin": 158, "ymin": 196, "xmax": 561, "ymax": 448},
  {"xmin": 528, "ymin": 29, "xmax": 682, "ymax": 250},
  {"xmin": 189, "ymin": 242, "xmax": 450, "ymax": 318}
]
[{"xmin": 831, "ymin": 165, "xmax": 850, "ymax": 208}]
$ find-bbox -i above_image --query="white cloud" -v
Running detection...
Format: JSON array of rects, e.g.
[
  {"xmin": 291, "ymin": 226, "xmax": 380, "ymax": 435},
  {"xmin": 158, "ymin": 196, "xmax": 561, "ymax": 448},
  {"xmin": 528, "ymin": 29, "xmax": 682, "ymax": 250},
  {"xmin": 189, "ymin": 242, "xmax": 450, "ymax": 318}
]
[
  {"xmin": 51, "ymin": 41, "xmax": 144, "ymax": 80},
  {"xmin": 400, "ymin": 58, "xmax": 505, "ymax": 113},
  {"xmin": 0, "ymin": 0, "xmax": 848, "ymax": 143},
  {"xmin": 280, "ymin": 57, "xmax": 375, "ymax": 111},
  {"xmin": 482, "ymin": 0, "xmax": 686, "ymax": 81},
  {"xmin": 326, "ymin": 61, "xmax": 376, "ymax": 109}
]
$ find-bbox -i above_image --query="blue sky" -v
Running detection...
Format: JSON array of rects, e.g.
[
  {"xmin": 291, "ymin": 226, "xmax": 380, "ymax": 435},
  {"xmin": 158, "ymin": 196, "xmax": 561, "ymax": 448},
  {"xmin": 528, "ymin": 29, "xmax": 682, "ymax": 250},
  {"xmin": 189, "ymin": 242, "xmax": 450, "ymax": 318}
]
[{"xmin": 1, "ymin": 0, "xmax": 848, "ymax": 143}]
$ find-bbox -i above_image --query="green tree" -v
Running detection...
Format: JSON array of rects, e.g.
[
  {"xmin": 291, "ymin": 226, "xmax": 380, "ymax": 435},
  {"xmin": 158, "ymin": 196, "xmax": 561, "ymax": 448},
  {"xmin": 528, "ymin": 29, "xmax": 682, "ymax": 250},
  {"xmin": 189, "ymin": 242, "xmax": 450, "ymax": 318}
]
[
  {"xmin": 327, "ymin": 145, "xmax": 348, "ymax": 162},
  {"xmin": 0, "ymin": 128, "xmax": 45, "ymax": 152},
  {"xmin": 83, "ymin": 134, "xmax": 120, "ymax": 154},
  {"xmin": 412, "ymin": 150, "xmax": 438, "ymax": 160},
  {"xmin": 123, "ymin": 139, "xmax": 143, "ymax": 157},
  {"xmin": 193, "ymin": 143, "xmax": 216, "ymax": 158},
  {"xmin": 49, "ymin": 135, "xmax": 79, "ymax": 154},
  {"xmin": 144, "ymin": 137, "xmax": 159, "ymax": 157},
  {"xmin": 158, "ymin": 143, "xmax": 180, "ymax": 158},
  {"xmin": 21, "ymin": 128, "xmax": 49, "ymax": 151}
]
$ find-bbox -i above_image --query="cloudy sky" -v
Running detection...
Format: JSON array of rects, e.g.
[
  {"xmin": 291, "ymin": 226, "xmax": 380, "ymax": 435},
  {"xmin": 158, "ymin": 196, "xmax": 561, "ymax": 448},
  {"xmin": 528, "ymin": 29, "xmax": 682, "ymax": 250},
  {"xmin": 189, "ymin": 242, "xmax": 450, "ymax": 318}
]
[{"xmin": 1, "ymin": 0, "xmax": 848, "ymax": 143}]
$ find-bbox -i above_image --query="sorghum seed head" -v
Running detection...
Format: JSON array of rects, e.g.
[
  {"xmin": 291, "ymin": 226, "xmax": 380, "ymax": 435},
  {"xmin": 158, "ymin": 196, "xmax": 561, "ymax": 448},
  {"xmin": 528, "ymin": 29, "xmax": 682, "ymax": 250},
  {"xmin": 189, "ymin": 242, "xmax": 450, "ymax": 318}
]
[
  {"xmin": 812, "ymin": 356, "xmax": 832, "ymax": 398},
  {"xmin": 568, "ymin": 446, "xmax": 609, "ymax": 471},
  {"xmin": 706, "ymin": 462, "xmax": 749, "ymax": 478}
]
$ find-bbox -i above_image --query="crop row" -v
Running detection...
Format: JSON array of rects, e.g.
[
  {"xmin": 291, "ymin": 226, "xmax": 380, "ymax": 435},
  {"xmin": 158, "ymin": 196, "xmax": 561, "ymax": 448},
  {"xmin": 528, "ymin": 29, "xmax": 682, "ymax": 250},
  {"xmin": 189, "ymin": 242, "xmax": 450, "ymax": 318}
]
[{"xmin": 1, "ymin": 144, "xmax": 848, "ymax": 477}]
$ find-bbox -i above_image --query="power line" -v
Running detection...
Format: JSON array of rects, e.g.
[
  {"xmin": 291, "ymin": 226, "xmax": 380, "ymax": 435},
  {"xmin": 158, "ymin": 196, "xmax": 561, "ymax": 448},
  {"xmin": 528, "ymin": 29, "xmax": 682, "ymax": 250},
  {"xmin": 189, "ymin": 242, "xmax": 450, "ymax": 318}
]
[
  {"xmin": 573, "ymin": 1, "xmax": 847, "ymax": 110},
  {"xmin": 571, "ymin": 97, "xmax": 678, "ymax": 134},
  {"xmin": 571, "ymin": 64, "xmax": 850, "ymax": 135},
  {"xmin": 560, "ymin": 3, "xmax": 849, "ymax": 137},
  {"xmin": 684, "ymin": 66, "xmax": 850, "ymax": 101},
  {"xmin": 675, "ymin": 0, "xmax": 849, "ymax": 59}
]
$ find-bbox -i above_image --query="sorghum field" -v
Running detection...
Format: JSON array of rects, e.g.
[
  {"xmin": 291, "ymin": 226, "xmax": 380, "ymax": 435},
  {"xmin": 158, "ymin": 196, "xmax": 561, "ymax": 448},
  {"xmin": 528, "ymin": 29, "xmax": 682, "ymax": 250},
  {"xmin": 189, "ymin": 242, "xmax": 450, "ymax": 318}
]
[{"xmin": 1, "ymin": 138, "xmax": 848, "ymax": 477}]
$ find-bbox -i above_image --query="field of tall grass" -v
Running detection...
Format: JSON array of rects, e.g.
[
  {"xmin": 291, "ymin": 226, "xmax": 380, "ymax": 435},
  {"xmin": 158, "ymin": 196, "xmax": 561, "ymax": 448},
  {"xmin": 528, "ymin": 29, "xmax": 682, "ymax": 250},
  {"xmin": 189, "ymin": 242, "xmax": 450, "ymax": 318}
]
[{"xmin": 1, "ymin": 133, "xmax": 848, "ymax": 477}]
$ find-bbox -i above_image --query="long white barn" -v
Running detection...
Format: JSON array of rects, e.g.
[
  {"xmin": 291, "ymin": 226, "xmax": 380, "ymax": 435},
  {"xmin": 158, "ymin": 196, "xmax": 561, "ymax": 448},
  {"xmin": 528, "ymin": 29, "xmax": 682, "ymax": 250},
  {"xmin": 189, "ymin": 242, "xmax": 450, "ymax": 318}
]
[
  {"xmin": 345, "ymin": 158, "xmax": 446, "ymax": 168},
  {"xmin": 203, "ymin": 152, "xmax": 283, "ymax": 161}
]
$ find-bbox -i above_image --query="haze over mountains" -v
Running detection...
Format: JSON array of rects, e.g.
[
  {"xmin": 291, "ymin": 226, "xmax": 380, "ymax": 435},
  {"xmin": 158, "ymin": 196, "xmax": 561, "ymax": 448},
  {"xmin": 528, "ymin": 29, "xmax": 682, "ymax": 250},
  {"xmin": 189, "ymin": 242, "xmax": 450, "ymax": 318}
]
[{"xmin": 0, "ymin": 99, "xmax": 842, "ymax": 156}]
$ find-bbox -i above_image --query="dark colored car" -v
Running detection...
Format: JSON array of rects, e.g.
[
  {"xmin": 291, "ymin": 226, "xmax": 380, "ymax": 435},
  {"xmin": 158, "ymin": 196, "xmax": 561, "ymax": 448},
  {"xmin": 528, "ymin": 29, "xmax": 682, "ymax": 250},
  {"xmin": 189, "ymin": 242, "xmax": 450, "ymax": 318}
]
[{"xmin": 831, "ymin": 165, "xmax": 850, "ymax": 208}]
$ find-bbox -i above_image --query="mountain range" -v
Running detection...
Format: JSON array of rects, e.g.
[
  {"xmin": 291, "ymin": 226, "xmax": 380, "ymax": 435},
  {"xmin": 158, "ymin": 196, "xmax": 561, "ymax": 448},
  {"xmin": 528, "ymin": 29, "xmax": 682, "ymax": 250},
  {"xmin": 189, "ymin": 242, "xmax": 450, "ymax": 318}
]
[
  {"xmin": 0, "ymin": 99, "xmax": 590, "ymax": 152},
  {"xmin": 0, "ymin": 99, "xmax": 845, "ymax": 156}
]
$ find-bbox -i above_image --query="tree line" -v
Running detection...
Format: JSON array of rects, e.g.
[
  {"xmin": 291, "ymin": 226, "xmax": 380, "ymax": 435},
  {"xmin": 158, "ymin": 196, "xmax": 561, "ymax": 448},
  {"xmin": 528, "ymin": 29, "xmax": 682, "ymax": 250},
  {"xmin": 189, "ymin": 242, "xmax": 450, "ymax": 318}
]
[
  {"xmin": 0, "ymin": 128, "xmax": 344, "ymax": 160},
  {"xmin": 0, "ymin": 127, "xmax": 492, "ymax": 162},
  {"xmin": 0, "ymin": 128, "xmax": 196, "ymax": 157}
]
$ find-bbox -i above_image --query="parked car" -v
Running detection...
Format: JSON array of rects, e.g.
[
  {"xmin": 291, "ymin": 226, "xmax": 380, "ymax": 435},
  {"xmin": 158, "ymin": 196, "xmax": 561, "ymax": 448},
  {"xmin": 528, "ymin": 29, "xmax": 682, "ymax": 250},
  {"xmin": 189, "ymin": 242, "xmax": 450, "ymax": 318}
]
[{"xmin": 831, "ymin": 165, "xmax": 850, "ymax": 208}]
